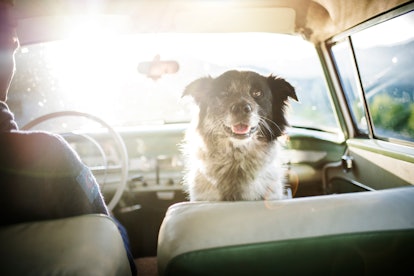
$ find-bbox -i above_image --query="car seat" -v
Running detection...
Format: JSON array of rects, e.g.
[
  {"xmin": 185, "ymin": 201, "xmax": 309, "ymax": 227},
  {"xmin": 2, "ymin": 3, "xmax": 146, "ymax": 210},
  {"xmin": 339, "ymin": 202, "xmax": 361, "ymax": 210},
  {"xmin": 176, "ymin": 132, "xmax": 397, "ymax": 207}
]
[{"xmin": 158, "ymin": 186, "xmax": 414, "ymax": 276}]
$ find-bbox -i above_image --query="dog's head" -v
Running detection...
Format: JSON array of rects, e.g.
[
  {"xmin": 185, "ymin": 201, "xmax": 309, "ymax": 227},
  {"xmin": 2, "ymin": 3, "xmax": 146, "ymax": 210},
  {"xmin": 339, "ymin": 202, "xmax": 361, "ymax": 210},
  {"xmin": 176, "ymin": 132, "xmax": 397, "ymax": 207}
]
[{"xmin": 183, "ymin": 70, "xmax": 298, "ymax": 142}]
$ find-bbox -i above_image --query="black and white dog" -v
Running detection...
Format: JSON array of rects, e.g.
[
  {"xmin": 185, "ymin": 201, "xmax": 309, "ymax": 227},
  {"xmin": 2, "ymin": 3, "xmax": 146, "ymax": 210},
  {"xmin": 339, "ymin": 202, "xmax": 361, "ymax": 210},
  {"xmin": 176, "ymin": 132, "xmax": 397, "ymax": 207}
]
[{"xmin": 182, "ymin": 70, "xmax": 298, "ymax": 201}]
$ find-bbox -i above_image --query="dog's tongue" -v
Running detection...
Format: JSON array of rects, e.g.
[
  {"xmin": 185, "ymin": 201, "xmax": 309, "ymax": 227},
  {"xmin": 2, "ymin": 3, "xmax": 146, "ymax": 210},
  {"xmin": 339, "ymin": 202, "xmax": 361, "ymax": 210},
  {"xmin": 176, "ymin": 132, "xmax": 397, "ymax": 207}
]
[{"xmin": 232, "ymin": 123, "xmax": 251, "ymax": 135}]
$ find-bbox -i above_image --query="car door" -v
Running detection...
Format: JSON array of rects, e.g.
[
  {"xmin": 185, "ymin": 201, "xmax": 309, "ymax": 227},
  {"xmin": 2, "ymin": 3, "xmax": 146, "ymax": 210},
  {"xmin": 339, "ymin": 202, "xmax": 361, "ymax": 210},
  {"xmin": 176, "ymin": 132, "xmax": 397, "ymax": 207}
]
[{"xmin": 323, "ymin": 4, "xmax": 414, "ymax": 193}]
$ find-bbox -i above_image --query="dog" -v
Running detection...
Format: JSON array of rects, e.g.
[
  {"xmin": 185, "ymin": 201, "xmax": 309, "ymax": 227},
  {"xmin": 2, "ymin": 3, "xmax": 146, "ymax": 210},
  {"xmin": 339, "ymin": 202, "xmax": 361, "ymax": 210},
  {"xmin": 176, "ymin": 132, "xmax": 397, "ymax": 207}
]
[{"xmin": 181, "ymin": 70, "xmax": 298, "ymax": 201}]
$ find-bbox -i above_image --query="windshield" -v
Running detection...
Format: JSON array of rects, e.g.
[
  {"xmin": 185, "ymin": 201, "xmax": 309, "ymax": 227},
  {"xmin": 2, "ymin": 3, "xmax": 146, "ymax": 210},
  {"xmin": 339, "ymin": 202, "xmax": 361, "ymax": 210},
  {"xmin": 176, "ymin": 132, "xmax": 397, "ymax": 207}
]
[{"xmin": 8, "ymin": 33, "xmax": 338, "ymax": 133}]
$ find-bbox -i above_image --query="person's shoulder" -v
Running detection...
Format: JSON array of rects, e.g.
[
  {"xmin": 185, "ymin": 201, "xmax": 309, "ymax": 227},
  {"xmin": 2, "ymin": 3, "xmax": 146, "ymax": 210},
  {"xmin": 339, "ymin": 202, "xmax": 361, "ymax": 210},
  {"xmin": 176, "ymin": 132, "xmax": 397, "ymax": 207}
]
[
  {"xmin": 0, "ymin": 130, "xmax": 66, "ymax": 148},
  {"xmin": 0, "ymin": 130, "xmax": 79, "ymax": 165}
]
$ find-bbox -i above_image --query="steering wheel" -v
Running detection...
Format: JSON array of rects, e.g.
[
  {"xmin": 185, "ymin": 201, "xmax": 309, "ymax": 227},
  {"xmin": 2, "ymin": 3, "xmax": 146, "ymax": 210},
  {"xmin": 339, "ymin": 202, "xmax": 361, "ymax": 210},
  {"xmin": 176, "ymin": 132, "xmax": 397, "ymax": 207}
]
[{"xmin": 22, "ymin": 111, "xmax": 129, "ymax": 211}]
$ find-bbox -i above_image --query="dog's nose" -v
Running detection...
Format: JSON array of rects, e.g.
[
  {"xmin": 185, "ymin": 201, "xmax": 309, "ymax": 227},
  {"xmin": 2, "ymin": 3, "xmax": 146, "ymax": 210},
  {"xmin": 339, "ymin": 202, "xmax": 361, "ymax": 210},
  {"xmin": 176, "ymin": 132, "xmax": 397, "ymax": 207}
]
[{"xmin": 231, "ymin": 103, "xmax": 252, "ymax": 114}]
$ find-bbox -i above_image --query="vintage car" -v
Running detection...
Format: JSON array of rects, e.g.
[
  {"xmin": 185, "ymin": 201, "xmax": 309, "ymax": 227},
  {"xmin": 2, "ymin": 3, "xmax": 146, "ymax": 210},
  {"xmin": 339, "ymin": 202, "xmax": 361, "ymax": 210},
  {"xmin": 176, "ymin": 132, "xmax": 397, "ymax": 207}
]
[{"xmin": 1, "ymin": 0, "xmax": 413, "ymax": 275}]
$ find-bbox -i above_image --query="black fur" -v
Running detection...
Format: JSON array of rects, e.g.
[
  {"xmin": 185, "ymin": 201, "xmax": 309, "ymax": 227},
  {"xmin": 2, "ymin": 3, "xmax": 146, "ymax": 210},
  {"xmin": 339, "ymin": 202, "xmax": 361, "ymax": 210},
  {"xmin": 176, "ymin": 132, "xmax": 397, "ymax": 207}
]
[
  {"xmin": 183, "ymin": 70, "xmax": 297, "ymax": 141},
  {"xmin": 182, "ymin": 70, "xmax": 297, "ymax": 201}
]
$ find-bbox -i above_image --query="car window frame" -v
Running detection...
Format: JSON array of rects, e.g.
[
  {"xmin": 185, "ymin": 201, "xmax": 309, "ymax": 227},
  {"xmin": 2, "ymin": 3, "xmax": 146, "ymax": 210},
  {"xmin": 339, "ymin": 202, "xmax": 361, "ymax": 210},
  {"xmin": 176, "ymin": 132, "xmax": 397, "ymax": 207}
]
[{"xmin": 326, "ymin": 2, "xmax": 414, "ymax": 147}]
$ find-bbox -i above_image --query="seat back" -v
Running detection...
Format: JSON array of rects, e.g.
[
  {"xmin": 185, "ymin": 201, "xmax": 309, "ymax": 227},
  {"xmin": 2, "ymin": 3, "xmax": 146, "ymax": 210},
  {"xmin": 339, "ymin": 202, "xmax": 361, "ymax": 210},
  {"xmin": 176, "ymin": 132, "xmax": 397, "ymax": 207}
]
[
  {"xmin": 0, "ymin": 214, "xmax": 132, "ymax": 276},
  {"xmin": 157, "ymin": 187, "xmax": 414, "ymax": 276}
]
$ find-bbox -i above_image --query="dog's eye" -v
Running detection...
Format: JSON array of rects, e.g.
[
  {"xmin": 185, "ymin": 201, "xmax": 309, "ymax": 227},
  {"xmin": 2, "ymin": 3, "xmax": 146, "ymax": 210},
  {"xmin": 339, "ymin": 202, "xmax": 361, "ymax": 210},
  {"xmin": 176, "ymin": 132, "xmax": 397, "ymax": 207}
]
[{"xmin": 251, "ymin": 90, "xmax": 262, "ymax": 98}]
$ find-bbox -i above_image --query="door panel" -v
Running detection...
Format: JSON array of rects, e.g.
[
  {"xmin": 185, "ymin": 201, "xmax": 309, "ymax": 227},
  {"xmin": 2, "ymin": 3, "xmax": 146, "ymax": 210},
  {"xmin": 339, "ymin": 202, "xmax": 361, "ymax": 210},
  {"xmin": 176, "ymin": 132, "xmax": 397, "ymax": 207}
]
[
  {"xmin": 284, "ymin": 129, "xmax": 346, "ymax": 197},
  {"xmin": 325, "ymin": 139, "xmax": 414, "ymax": 194}
]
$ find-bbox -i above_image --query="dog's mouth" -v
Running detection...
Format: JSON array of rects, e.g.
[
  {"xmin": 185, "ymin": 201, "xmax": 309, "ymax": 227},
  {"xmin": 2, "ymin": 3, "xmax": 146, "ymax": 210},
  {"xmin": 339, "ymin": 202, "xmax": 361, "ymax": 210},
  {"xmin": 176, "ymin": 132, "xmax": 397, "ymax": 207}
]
[{"xmin": 225, "ymin": 123, "xmax": 258, "ymax": 139}]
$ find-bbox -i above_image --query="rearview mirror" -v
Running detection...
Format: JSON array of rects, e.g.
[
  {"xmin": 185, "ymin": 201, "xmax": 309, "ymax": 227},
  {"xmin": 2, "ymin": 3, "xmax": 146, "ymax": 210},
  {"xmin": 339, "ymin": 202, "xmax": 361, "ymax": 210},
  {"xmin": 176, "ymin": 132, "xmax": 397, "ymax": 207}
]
[{"xmin": 137, "ymin": 55, "xmax": 179, "ymax": 81}]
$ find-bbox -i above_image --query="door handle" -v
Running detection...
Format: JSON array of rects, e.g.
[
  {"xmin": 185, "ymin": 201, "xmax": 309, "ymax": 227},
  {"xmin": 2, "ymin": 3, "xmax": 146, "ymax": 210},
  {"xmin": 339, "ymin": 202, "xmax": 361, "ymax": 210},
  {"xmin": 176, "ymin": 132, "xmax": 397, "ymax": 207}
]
[{"xmin": 341, "ymin": 155, "xmax": 353, "ymax": 173}]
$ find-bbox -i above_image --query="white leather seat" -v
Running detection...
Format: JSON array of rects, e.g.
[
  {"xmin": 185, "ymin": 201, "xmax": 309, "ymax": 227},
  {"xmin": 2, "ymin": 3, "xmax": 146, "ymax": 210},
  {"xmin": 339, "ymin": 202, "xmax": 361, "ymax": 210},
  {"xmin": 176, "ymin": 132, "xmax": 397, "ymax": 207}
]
[
  {"xmin": 158, "ymin": 187, "xmax": 414, "ymax": 275},
  {"xmin": 0, "ymin": 214, "xmax": 132, "ymax": 276}
]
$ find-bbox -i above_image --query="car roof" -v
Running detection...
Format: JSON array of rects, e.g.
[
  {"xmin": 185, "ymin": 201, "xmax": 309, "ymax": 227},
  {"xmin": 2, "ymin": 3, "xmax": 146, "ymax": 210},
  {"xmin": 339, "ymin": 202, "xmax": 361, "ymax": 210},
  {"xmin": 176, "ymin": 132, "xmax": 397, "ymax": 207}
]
[{"xmin": 14, "ymin": 0, "xmax": 411, "ymax": 45}]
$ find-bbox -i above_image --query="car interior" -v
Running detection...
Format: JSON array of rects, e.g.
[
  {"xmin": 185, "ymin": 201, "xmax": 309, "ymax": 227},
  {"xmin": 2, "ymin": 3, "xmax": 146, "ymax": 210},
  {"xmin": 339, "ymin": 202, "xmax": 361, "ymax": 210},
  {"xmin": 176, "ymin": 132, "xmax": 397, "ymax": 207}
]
[{"xmin": 1, "ymin": 0, "xmax": 413, "ymax": 275}]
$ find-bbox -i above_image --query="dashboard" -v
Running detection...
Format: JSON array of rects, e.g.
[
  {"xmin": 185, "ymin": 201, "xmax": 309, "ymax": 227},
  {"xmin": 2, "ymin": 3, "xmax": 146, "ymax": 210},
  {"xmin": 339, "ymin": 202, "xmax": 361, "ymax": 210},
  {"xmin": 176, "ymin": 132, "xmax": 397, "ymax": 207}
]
[{"xmin": 63, "ymin": 123, "xmax": 188, "ymax": 199}]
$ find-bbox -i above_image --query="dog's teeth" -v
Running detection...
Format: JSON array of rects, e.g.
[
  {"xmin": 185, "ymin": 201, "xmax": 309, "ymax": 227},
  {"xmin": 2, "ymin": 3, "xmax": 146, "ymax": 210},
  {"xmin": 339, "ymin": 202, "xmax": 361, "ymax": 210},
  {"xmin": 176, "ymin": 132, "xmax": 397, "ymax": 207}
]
[{"xmin": 232, "ymin": 124, "xmax": 250, "ymax": 134}]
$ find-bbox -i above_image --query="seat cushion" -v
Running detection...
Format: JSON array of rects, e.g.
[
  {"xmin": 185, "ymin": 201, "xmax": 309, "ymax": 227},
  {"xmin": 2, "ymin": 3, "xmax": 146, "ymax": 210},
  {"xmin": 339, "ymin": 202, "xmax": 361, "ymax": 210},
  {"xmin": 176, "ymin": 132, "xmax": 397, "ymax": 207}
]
[
  {"xmin": 157, "ymin": 187, "xmax": 414, "ymax": 275},
  {"xmin": 0, "ymin": 214, "xmax": 132, "ymax": 276}
]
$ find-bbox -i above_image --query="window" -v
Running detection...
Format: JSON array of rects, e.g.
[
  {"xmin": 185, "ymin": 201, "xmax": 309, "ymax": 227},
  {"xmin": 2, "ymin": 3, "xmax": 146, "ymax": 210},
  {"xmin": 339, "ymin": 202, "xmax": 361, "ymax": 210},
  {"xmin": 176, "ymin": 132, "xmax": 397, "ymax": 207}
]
[
  {"xmin": 331, "ymin": 10, "xmax": 414, "ymax": 142},
  {"xmin": 331, "ymin": 40, "xmax": 368, "ymax": 134},
  {"xmin": 9, "ymin": 32, "xmax": 339, "ymax": 134}
]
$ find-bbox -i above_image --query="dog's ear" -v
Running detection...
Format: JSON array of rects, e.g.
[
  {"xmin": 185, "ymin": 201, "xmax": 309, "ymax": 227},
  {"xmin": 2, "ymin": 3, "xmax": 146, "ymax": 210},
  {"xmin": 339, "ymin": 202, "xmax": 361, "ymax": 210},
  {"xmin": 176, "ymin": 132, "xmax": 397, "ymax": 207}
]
[
  {"xmin": 182, "ymin": 76, "xmax": 213, "ymax": 105},
  {"xmin": 265, "ymin": 75, "xmax": 298, "ymax": 139},
  {"xmin": 267, "ymin": 75, "xmax": 298, "ymax": 102}
]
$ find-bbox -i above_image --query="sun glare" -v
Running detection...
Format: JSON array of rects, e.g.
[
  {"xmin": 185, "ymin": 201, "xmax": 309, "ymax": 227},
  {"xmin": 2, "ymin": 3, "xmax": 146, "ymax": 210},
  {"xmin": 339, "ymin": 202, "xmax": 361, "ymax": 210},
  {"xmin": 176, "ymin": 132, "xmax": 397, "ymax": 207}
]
[
  {"xmin": 41, "ymin": 16, "xmax": 134, "ymax": 117},
  {"xmin": 15, "ymin": 24, "xmax": 323, "ymax": 128}
]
